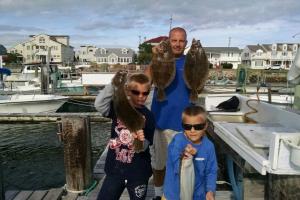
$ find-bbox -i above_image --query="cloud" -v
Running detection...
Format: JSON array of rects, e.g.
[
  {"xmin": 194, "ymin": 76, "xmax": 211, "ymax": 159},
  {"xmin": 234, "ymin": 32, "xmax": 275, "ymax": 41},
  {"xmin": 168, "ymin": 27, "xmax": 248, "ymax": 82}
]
[
  {"xmin": 0, "ymin": 25, "xmax": 44, "ymax": 32},
  {"xmin": 1, "ymin": 0, "xmax": 300, "ymax": 48}
]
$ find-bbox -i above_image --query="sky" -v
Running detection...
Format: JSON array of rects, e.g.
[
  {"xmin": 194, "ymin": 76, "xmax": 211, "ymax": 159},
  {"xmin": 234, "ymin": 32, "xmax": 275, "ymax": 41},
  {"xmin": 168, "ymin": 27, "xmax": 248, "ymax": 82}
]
[{"xmin": 1, "ymin": 0, "xmax": 300, "ymax": 51}]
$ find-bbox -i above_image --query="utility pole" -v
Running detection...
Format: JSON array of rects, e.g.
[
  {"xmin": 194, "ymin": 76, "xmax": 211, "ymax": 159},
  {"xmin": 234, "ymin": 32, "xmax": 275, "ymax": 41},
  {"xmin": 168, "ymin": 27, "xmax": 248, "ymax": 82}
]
[
  {"xmin": 138, "ymin": 35, "xmax": 141, "ymax": 45},
  {"xmin": 169, "ymin": 14, "xmax": 173, "ymax": 31}
]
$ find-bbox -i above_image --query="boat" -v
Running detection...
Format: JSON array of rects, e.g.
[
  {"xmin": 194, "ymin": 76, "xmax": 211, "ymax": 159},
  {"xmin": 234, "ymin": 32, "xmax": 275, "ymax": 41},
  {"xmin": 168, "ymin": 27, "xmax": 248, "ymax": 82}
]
[
  {"xmin": 0, "ymin": 94, "xmax": 68, "ymax": 113},
  {"xmin": 205, "ymin": 93, "xmax": 300, "ymax": 199}
]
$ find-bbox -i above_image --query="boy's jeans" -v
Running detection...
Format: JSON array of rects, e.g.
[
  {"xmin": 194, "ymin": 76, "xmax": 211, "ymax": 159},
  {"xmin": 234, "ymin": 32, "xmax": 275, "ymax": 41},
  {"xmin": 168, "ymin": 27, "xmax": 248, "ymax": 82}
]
[{"xmin": 97, "ymin": 174, "xmax": 148, "ymax": 200}]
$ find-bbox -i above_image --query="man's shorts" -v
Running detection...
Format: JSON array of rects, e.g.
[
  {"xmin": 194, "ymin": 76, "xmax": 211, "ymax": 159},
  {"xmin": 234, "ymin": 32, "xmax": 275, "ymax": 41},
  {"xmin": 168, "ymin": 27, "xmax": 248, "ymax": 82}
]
[{"xmin": 150, "ymin": 129, "xmax": 178, "ymax": 170}]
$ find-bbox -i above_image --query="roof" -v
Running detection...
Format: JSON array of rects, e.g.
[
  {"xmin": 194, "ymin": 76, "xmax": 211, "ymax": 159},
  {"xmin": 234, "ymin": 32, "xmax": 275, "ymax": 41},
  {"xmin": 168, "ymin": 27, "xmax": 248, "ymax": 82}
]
[
  {"xmin": 0, "ymin": 44, "xmax": 7, "ymax": 55},
  {"xmin": 246, "ymin": 43, "xmax": 300, "ymax": 52},
  {"xmin": 204, "ymin": 47, "xmax": 241, "ymax": 53},
  {"xmin": 144, "ymin": 36, "xmax": 168, "ymax": 44},
  {"xmin": 95, "ymin": 48, "xmax": 135, "ymax": 57},
  {"xmin": 29, "ymin": 34, "xmax": 69, "ymax": 38}
]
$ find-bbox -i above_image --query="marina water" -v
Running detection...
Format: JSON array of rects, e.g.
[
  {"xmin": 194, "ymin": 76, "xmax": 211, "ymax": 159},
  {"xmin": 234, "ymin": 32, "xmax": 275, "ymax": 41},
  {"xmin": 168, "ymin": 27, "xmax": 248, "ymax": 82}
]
[{"xmin": 0, "ymin": 121, "xmax": 111, "ymax": 191}]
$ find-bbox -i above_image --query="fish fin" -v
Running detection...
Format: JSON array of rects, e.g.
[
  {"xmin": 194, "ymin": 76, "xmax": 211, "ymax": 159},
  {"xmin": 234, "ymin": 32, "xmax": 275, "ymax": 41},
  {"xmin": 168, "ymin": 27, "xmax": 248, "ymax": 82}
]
[{"xmin": 157, "ymin": 88, "xmax": 166, "ymax": 101}]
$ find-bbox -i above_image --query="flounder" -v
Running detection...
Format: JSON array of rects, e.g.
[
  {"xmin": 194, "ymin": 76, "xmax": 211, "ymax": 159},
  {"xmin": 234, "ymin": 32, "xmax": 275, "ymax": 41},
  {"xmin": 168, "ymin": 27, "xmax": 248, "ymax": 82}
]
[
  {"xmin": 150, "ymin": 40, "xmax": 175, "ymax": 101},
  {"xmin": 112, "ymin": 70, "xmax": 145, "ymax": 152},
  {"xmin": 184, "ymin": 39, "xmax": 209, "ymax": 103}
]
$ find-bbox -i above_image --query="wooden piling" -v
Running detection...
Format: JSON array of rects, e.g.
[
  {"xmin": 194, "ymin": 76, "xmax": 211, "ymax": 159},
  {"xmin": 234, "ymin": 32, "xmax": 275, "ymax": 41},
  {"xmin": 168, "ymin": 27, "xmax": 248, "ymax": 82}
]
[
  {"xmin": 0, "ymin": 156, "xmax": 4, "ymax": 200},
  {"xmin": 41, "ymin": 65, "xmax": 49, "ymax": 94},
  {"xmin": 61, "ymin": 116, "xmax": 92, "ymax": 193}
]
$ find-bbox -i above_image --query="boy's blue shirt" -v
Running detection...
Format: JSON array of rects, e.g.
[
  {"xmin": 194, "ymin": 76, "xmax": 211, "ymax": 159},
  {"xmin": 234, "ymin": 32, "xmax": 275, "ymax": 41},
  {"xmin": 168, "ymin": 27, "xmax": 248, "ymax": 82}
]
[{"xmin": 163, "ymin": 132, "xmax": 218, "ymax": 200}]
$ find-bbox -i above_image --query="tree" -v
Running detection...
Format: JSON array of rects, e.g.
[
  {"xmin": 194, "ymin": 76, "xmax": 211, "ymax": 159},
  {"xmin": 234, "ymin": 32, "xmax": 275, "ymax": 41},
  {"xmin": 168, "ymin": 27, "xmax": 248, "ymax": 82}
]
[
  {"xmin": 137, "ymin": 43, "xmax": 153, "ymax": 64},
  {"xmin": 4, "ymin": 53, "xmax": 23, "ymax": 64}
]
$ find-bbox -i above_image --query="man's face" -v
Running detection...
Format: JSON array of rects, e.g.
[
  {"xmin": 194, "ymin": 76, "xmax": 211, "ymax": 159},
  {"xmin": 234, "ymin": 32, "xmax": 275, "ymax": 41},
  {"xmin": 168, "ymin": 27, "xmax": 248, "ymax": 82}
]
[
  {"xmin": 126, "ymin": 81, "xmax": 150, "ymax": 108},
  {"xmin": 169, "ymin": 30, "xmax": 187, "ymax": 57}
]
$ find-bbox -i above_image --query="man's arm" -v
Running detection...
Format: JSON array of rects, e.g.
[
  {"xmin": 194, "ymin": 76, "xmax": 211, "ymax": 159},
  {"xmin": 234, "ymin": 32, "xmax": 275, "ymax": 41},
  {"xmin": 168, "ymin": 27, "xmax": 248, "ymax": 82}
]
[{"xmin": 94, "ymin": 84, "xmax": 114, "ymax": 117}]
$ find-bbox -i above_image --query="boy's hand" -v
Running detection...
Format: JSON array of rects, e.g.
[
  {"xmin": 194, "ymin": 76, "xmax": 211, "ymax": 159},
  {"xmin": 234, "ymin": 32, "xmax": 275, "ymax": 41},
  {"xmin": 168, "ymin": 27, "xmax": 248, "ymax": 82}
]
[
  {"xmin": 206, "ymin": 191, "xmax": 214, "ymax": 200},
  {"xmin": 132, "ymin": 130, "xmax": 145, "ymax": 141},
  {"xmin": 183, "ymin": 144, "xmax": 197, "ymax": 159}
]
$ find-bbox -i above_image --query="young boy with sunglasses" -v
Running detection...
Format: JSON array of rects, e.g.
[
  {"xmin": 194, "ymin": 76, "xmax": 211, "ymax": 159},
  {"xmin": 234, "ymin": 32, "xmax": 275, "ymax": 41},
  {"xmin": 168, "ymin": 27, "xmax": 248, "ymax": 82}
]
[
  {"xmin": 163, "ymin": 105, "xmax": 217, "ymax": 200},
  {"xmin": 94, "ymin": 71, "xmax": 155, "ymax": 200}
]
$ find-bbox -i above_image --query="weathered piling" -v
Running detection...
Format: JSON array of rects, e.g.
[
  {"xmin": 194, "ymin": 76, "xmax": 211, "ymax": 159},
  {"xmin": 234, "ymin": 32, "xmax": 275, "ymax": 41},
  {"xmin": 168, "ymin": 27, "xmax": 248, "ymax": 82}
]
[
  {"xmin": 0, "ymin": 157, "xmax": 3, "ymax": 200},
  {"xmin": 61, "ymin": 116, "xmax": 92, "ymax": 193},
  {"xmin": 41, "ymin": 65, "xmax": 49, "ymax": 94}
]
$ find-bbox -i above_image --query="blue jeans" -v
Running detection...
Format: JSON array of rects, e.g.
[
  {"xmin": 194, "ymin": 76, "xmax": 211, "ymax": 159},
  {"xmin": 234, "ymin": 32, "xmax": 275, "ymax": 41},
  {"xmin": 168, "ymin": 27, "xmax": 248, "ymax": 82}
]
[{"xmin": 97, "ymin": 174, "xmax": 149, "ymax": 200}]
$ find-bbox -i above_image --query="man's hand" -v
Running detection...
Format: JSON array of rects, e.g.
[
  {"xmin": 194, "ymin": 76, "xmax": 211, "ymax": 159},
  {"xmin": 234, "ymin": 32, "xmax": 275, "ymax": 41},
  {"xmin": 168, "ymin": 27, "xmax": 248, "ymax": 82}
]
[
  {"xmin": 183, "ymin": 144, "xmax": 197, "ymax": 159},
  {"xmin": 206, "ymin": 191, "xmax": 215, "ymax": 200},
  {"xmin": 132, "ymin": 130, "xmax": 145, "ymax": 141}
]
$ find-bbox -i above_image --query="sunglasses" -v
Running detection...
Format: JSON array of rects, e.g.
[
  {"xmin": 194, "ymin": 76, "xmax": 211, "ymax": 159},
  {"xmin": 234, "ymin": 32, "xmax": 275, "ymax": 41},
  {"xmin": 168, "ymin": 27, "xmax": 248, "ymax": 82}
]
[
  {"xmin": 182, "ymin": 122, "xmax": 206, "ymax": 131},
  {"xmin": 130, "ymin": 90, "xmax": 150, "ymax": 96}
]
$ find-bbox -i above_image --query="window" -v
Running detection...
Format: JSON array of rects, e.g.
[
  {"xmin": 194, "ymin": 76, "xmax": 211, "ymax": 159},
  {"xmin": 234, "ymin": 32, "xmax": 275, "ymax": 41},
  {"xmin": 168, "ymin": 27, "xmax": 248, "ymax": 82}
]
[
  {"xmin": 89, "ymin": 49, "xmax": 93, "ymax": 52},
  {"xmin": 27, "ymin": 46, "xmax": 30, "ymax": 50},
  {"xmin": 283, "ymin": 45, "xmax": 287, "ymax": 51},
  {"xmin": 255, "ymin": 60, "xmax": 263, "ymax": 66},
  {"xmin": 294, "ymin": 45, "xmax": 298, "ymax": 51},
  {"xmin": 244, "ymin": 53, "xmax": 249, "ymax": 57},
  {"xmin": 39, "ymin": 37, "xmax": 45, "ymax": 43},
  {"xmin": 122, "ymin": 48, "xmax": 128, "ymax": 54},
  {"xmin": 282, "ymin": 52, "xmax": 287, "ymax": 56},
  {"xmin": 272, "ymin": 45, "xmax": 277, "ymax": 51}
]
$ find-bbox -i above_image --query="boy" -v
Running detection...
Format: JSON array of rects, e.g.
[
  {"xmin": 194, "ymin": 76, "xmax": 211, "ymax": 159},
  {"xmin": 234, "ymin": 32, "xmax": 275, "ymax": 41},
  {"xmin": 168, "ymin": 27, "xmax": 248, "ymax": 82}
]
[
  {"xmin": 94, "ymin": 71, "xmax": 155, "ymax": 200},
  {"xmin": 163, "ymin": 105, "xmax": 217, "ymax": 200}
]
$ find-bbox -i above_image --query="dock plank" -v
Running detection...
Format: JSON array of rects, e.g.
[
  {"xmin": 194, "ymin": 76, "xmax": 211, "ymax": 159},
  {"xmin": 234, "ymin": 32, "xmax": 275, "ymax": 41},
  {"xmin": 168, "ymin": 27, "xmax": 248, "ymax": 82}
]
[
  {"xmin": 43, "ymin": 188, "xmax": 64, "ymax": 200},
  {"xmin": 27, "ymin": 191, "xmax": 47, "ymax": 200},
  {"xmin": 12, "ymin": 191, "xmax": 33, "ymax": 200},
  {"xmin": 5, "ymin": 190, "xmax": 19, "ymax": 200}
]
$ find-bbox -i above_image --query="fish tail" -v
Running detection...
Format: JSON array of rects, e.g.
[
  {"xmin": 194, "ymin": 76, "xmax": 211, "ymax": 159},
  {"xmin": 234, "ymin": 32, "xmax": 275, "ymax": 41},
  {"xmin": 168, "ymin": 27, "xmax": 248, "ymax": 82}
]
[
  {"xmin": 190, "ymin": 90, "xmax": 198, "ymax": 103},
  {"xmin": 157, "ymin": 88, "xmax": 166, "ymax": 101}
]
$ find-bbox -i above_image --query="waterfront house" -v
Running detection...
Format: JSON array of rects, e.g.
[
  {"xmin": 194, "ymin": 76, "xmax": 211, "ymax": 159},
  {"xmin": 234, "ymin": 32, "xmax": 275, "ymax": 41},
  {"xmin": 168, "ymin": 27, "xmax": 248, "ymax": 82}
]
[
  {"xmin": 241, "ymin": 43, "xmax": 299, "ymax": 69},
  {"xmin": 77, "ymin": 45, "xmax": 98, "ymax": 63},
  {"xmin": 94, "ymin": 48, "xmax": 135, "ymax": 65},
  {"xmin": 204, "ymin": 47, "xmax": 242, "ymax": 69},
  {"xmin": 9, "ymin": 34, "xmax": 74, "ymax": 65}
]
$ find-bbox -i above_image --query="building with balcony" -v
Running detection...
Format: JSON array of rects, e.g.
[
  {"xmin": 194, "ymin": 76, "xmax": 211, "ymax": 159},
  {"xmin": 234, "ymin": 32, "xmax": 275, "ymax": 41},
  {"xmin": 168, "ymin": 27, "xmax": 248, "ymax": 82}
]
[
  {"xmin": 204, "ymin": 47, "xmax": 242, "ymax": 69},
  {"xmin": 77, "ymin": 45, "xmax": 97, "ymax": 62},
  {"xmin": 241, "ymin": 43, "xmax": 299, "ymax": 69},
  {"xmin": 9, "ymin": 34, "xmax": 74, "ymax": 65}
]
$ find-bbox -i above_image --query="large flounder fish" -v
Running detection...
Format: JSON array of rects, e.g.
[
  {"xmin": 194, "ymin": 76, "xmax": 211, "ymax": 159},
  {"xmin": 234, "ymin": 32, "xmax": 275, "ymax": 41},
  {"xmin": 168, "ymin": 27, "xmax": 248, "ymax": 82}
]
[
  {"xmin": 150, "ymin": 40, "xmax": 175, "ymax": 101},
  {"xmin": 184, "ymin": 39, "xmax": 209, "ymax": 103},
  {"xmin": 112, "ymin": 70, "xmax": 145, "ymax": 152}
]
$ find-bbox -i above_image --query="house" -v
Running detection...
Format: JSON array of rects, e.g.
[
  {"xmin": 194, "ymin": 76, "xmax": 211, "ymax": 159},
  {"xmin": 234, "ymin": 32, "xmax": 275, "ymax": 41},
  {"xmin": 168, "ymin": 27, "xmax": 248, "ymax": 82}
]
[
  {"xmin": 77, "ymin": 45, "xmax": 97, "ymax": 62},
  {"xmin": 241, "ymin": 43, "xmax": 299, "ymax": 69},
  {"xmin": 204, "ymin": 47, "xmax": 242, "ymax": 69},
  {"xmin": 94, "ymin": 48, "xmax": 135, "ymax": 65},
  {"xmin": 0, "ymin": 44, "xmax": 7, "ymax": 55},
  {"xmin": 144, "ymin": 36, "xmax": 168, "ymax": 46},
  {"xmin": 9, "ymin": 34, "xmax": 74, "ymax": 65}
]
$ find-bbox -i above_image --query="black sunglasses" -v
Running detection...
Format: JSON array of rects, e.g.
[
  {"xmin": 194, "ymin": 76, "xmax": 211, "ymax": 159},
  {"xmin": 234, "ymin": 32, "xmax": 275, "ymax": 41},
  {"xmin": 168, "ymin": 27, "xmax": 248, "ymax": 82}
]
[
  {"xmin": 182, "ymin": 122, "xmax": 206, "ymax": 131},
  {"xmin": 130, "ymin": 90, "xmax": 150, "ymax": 96}
]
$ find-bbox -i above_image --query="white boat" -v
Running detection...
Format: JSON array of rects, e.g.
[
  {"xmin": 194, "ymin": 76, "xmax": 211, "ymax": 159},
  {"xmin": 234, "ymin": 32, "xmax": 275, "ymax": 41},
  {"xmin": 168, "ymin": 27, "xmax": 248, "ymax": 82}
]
[
  {"xmin": 206, "ymin": 94, "xmax": 300, "ymax": 175},
  {"xmin": 0, "ymin": 94, "xmax": 68, "ymax": 113}
]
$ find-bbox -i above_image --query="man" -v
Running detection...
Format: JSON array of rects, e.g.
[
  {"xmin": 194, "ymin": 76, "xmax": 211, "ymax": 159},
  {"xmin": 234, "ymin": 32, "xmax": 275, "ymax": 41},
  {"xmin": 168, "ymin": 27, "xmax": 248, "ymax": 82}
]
[{"xmin": 145, "ymin": 27, "xmax": 192, "ymax": 200}]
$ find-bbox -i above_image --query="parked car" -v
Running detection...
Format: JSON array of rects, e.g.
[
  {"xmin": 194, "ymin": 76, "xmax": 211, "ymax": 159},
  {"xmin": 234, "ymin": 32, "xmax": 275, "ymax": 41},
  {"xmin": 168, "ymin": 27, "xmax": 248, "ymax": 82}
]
[{"xmin": 265, "ymin": 64, "xmax": 284, "ymax": 70}]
